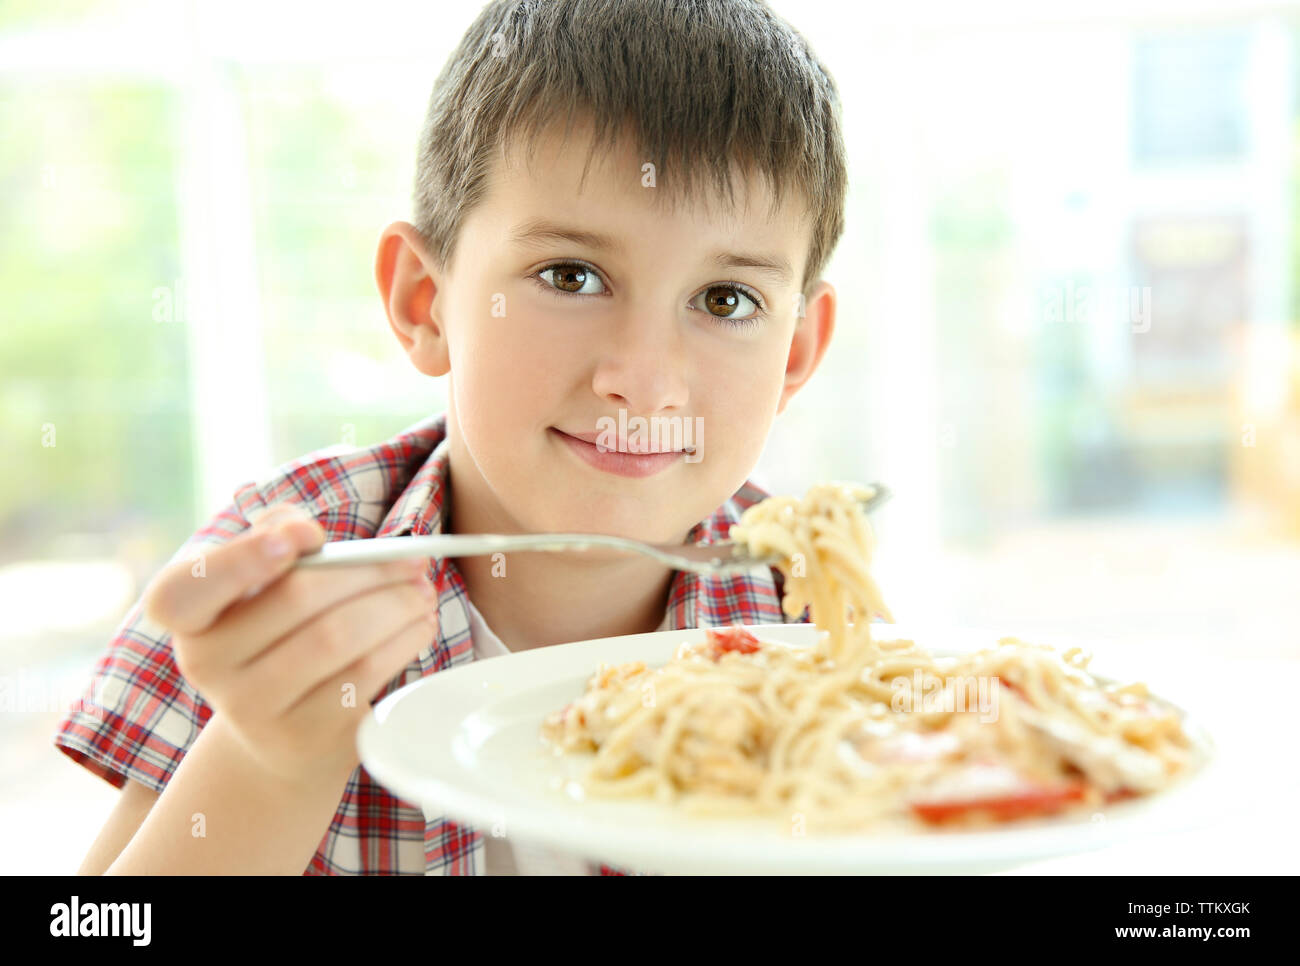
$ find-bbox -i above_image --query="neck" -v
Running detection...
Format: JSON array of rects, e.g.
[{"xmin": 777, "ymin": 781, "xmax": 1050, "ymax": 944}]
[
  {"xmin": 444, "ymin": 441, "xmax": 681, "ymax": 652},
  {"xmin": 454, "ymin": 549, "xmax": 677, "ymax": 651}
]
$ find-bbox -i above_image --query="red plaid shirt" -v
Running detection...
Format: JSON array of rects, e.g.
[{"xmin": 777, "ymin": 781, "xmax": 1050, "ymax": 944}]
[{"xmin": 53, "ymin": 410, "xmax": 808, "ymax": 874}]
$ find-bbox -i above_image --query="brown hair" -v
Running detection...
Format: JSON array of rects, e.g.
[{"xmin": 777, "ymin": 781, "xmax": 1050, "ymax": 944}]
[{"xmin": 412, "ymin": 0, "xmax": 848, "ymax": 298}]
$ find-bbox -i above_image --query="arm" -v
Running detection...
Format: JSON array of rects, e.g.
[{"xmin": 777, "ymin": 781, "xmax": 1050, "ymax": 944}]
[
  {"xmin": 102, "ymin": 713, "xmax": 356, "ymax": 876},
  {"xmin": 82, "ymin": 501, "xmax": 433, "ymax": 875},
  {"xmin": 78, "ymin": 780, "xmax": 160, "ymax": 875}
]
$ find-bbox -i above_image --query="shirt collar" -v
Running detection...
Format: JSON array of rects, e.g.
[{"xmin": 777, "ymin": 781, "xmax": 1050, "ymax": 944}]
[{"xmin": 375, "ymin": 412, "xmax": 453, "ymax": 541}]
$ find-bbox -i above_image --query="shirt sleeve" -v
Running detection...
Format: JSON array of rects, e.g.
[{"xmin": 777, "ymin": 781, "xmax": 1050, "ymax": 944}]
[{"xmin": 50, "ymin": 481, "xmax": 278, "ymax": 792}]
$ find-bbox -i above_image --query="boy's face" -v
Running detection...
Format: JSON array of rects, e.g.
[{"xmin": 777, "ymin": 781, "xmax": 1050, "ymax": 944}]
[{"xmin": 381, "ymin": 118, "xmax": 834, "ymax": 544}]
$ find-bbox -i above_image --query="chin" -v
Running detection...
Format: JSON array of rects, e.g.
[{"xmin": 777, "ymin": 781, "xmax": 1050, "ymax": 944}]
[{"xmin": 538, "ymin": 493, "xmax": 686, "ymax": 543}]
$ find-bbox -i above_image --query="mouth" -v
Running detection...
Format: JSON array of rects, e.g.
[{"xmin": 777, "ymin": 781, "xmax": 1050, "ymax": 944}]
[
  {"xmin": 549, "ymin": 427, "xmax": 689, "ymax": 479},
  {"xmin": 558, "ymin": 429, "xmax": 691, "ymax": 455}
]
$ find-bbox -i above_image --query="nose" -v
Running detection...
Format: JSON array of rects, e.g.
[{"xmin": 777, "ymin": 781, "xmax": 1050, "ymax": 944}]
[{"xmin": 590, "ymin": 312, "xmax": 691, "ymax": 415}]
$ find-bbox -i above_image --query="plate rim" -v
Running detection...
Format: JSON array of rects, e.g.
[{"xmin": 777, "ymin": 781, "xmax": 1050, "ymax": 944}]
[{"xmin": 358, "ymin": 621, "xmax": 1231, "ymax": 874}]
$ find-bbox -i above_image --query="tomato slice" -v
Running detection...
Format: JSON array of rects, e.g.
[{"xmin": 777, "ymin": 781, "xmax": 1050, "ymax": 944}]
[
  {"xmin": 993, "ymin": 674, "xmax": 1028, "ymax": 701},
  {"xmin": 706, "ymin": 626, "xmax": 762, "ymax": 660},
  {"xmin": 910, "ymin": 779, "xmax": 1088, "ymax": 824}
]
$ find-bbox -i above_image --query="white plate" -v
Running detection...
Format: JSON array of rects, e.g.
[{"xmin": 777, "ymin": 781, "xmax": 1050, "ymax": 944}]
[{"xmin": 357, "ymin": 622, "xmax": 1232, "ymax": 875}]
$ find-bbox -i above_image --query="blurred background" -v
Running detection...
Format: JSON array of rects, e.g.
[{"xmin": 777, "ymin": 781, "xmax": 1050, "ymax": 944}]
[{"xmin": 2, "ymin": 0, "xmax": 1298, "ymax": 873}]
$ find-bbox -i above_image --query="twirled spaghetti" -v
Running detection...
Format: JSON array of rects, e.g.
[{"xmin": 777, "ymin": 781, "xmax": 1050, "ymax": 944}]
[{"xmin": 541, "ymin": 482, "xmax": 1204, "ymax": 831}]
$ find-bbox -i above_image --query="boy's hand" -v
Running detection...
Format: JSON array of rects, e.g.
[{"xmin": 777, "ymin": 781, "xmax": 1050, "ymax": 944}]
[{"xmin": 142, "ymin": 503, "xmax": 439, "ymax": 784}]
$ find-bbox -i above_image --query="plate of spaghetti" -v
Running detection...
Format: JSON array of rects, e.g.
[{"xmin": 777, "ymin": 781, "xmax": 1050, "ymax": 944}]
[{"xmin": 358, "ymin": 483, "xmax": 1224, "ymax": 874}]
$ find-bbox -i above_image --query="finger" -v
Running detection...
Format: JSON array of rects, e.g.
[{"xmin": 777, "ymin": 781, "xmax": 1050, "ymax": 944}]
[
  {"xmin": 237, "ymin": 506, "xmax": 328, "ymax": 599},
  {"xmin": 237, "ymin": 574, "xmax": 437, "ymax": 717},
  {"xmin": 203, "ymin": 556, "xmax": 430, "ymax": 668},
  {"xmin": 250, "ymin": 502, "xmax": 309, "ymax": 529},
  {"xmin": 353, "ymin": 605, "xmax": 440, "ymax": 704},
  {"xmin": 284, "ymin": 606, "xmax": 438, "ymax": 734},
  {"xmin": 144, "ymin": 504, "xmax": 326, "ymax": 636}
]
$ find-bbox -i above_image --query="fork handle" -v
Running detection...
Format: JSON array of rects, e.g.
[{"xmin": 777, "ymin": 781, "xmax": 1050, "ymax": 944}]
[{"xmin": 294, "ymin": 532, "xmax": 629, "ymax": 568}]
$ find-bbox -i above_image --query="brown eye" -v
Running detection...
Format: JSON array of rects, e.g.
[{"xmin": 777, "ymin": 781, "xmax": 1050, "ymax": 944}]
[
  {"xmin": 695, "ymin": 284, "xmax": 761, "ymax": 322},
  {"xmin": 703, "ymin": 286, "xmax": 741, "ymax": 317},
  {"xmin": 539, "ymin": 262, "xmax": 605, "ymax": 295},
  {"xmin": 552, "ymin": 265, "xmax": 586, "ymax": 292}
]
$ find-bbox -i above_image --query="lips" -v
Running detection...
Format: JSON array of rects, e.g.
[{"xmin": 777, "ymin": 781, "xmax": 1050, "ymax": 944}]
[
  {"xmin": 559, "ymin": 429, "xmax": 685, "ymax": 455},
  {"xmin": 549, "ymin": 427, "xmax": 686, "ymax": 479}
]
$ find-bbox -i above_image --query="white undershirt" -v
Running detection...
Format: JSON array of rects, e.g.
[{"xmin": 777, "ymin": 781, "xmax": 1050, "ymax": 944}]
[{"xmin": 466, "ymin": 597, "xmax": 671, "ymax": 875}]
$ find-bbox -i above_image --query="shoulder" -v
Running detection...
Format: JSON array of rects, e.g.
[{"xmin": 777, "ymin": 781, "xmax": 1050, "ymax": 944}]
[
  {"xmin": 223, "ymin": 412, "xmax": 448, "ymax": 538},
  {"xmin": 51, "ymin": 414, "xmax": 453, "ymax": 790}
]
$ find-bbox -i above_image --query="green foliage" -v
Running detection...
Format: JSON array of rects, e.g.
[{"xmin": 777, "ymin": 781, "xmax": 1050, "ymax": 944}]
[
  {"xmin": 237, "ymin": 64, "xmax": 444, "ymax": 461},
  {"xmin": 0, "ymin": 80, "xmax": 193, "ymax": 557}
]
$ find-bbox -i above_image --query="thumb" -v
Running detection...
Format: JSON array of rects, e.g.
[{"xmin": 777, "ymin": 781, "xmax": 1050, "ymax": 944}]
[
  {"xmin": 252, "ymin": 503, "xmax": 325, "ymax": 547},
  {"xmin": 237, "ymin": 504, "xmax": 326, "ymax": 598},
  {"xmin": 145, "ymin": 503, "xmax": 327, "ymax": 633}
]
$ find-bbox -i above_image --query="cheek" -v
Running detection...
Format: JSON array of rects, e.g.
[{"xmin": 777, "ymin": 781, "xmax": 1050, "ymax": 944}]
[
  {"xmin": 453, "ymin": 302, "xmax": 568, "ymax": 422},
  {"xmin": 686, "ymin": 381, "xmax": 757, "ymax": 472},
  {"xmin": 694, "ymin": 344, "xmax": 786, "ymax": 470}
]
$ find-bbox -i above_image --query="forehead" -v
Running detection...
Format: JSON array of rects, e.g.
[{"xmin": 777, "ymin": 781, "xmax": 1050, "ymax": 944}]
[{"xmin": 472, "ymin": 117, "xmax": 811, "ymax": 279}]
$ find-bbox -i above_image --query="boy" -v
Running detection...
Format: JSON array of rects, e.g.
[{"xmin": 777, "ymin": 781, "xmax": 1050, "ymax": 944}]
[{"xmin": 54, "ymin": 0, "xmax": 846, "ymax": 875}]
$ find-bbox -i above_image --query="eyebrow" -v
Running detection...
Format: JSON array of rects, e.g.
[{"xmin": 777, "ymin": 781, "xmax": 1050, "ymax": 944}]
[{"xmin": 509, "ymin": 219, "xmax": 794, "ymax": 286}]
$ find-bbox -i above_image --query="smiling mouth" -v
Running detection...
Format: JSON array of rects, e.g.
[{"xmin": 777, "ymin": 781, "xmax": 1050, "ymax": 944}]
[
  {"xmin": 557, "ymin": 429, "xmax": 691, "ymax": 455},
  {"xmin": 549, "ymin": 427, "xmax": 690, "ymax": 478}
]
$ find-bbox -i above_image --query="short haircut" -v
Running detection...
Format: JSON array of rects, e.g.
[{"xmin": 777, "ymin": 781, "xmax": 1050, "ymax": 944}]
[{"xmin": 412, "ymin": 0, "xmax": 848, "ymax": 298}]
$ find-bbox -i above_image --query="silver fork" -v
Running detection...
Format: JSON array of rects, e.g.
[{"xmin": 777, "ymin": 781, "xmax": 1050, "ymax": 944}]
[{"xmin": 293, "ymin": 482, "xmax": 891, "ymax": 576}]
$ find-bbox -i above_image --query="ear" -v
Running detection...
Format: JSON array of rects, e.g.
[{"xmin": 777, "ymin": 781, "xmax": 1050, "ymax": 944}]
[
  {"xmin": 775, "ymin": 279, "xmax": 835, "ymax": 415},
  {"xmin": 375, "ymin": 221, "xmax": 451, "ymax": 378}
]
